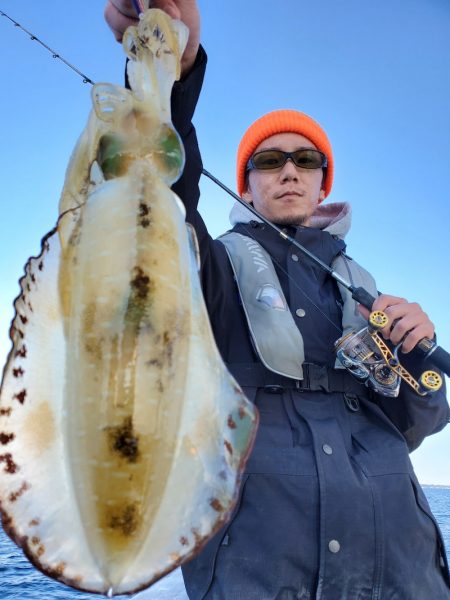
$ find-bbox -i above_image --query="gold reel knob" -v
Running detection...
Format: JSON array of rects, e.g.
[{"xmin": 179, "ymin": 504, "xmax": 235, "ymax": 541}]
[
  {"xmin": 419, "ymin": 370, "xmax": 443, "ymax": 393},
  {"xmin": 369, "ymin": 310, "xmax": 389, "ymax": 330}
]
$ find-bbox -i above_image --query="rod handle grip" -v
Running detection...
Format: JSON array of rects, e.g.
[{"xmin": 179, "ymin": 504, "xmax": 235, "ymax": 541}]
[
  {"xmin": 422, "ymin": 345, "xmax": 450, "ymax": 377},
  {"xmin": 351, "ymin": 287, "xmax": 376, "ymax": 310}
]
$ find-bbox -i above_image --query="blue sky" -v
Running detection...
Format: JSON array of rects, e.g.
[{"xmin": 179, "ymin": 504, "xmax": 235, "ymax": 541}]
[{"xmin": 0, "ymin": 1, "xmax": 449, "ymax": 484}]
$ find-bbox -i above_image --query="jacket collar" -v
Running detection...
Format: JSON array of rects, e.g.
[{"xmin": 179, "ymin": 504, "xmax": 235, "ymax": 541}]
[{"xmin": 229, "ymin": 200, "xmax": 352, "ymax": 239}]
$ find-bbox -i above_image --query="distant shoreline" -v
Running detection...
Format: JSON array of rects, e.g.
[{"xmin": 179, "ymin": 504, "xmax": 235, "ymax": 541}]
[{"xmin": 422, "ymin": 484, "xmax": 450, "ymax": 489}]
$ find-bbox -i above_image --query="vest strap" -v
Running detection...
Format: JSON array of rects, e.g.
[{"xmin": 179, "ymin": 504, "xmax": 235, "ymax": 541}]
[
  {"xmin": 219, "ymin": 232, "xmax": 305, "ymax": 379},
  {"xmin": 227, "ymin": 362, "xmax": 369, "ymax": 397}
]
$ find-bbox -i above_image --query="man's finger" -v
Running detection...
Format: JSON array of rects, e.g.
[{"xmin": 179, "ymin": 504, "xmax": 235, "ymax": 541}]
[{"xmin": 105, "ymin": 1, "xmax": 139, "ymax": 41}]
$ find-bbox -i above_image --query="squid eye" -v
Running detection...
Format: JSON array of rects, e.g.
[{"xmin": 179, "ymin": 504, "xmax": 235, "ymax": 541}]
[
  {"xmin": 97, "ymin": 133, "xmax": 130, "ymax": 179},
  {"xmin": 152, "ymin": 125, "xmax": 185, "ymax": 184}
]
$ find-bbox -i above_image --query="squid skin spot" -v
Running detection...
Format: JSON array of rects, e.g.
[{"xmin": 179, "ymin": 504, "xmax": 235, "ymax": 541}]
[
  {"xmin": 169, "ymin": 552, "xmax": 181, "ymax": 563},
  {"xmin": 29, "ymin": 518, "xmax": 40, "ymax": 527},
  {"xmin": 38, "ymin": 261, "xmax": 44, "ymax": 271},
  {"xmin": 139, "ymin": 202, "xmax": 151, "ymax": 228},
  {"xmin": 130, "ymin": 267, "xmax": 151, "ymax": 300},
  {"xmin": 238, "ymin": 404, "xmax": 247, "ymax": 420},
  {"xmin": 139, "ymin": 202, "xmax": 150, "ymax": 217},
  {"xmin": 219, "ymin": 470, "xmax": 228, "ymax": 481},
  {"xmin": 26, "ymin": 283, "xmax": 31, "ymax": 292},
  {"xmin": 53, "ymin": 562, "xmax": 66, "ymax": 576},
  {"xmin": 109, "ymin": 504, "xmax": 139, "ymax": 536},
  {"xmin": 191, "ymin": 528, "xmax": 203, "ymax": 551},
  {"xmin": 15, "ymin": 345, "xmax": 27, "ymax": 358},
  {"xmin": 0, "ymin": 432, "xmax": 15, "ymax": 445},
  {"xmin": 9, "ymin": 481, "xmax": 29, "ymax": 502},
  {"xmin": 2, "ymin": 513, "xmax": 13, "ymax": 531},
  {"xmin": 72, "ymin": 576, "xmax": 83, "ymax": 587},
  {"xmin": 0, "ymin": 453, "xmax": 19, "ymax": 474},
  {"xmin": 12, "ymin": 367, "xmax": 24, "ymax": 378},
  {"xmin": 227, "ymin": 415, "xmax": 237, "ymax": 429},
  {"xmin": 224, "ymin": 440, "xmax": 233, "ymax": 455},
  {"xmin": 147, "ymin": 358, "xmax": 162, "ymax": 368},
  {"xmin": 107, "ymin": 416, "xmax": 139, "ymax": 463},
  {"xmin": 19, "ymin": 315, "xmax": 28, "ymax": 325},
  {"xmin": 13, "ymin": 389, "xmax": 27, "ymax": 404},
  {"xmin": 30, "ymin": 274, "xmax": 36, "ymax": 284},
  {"xmin": 36, "ymin": 545, "xmax": 45, "ymax": 558},
  {"xmin": 0, "ymin": 408, "xmax": 12, "ymax": 417},
  {"xmin": 209, "ymin": 498, "xmax": 224, "ymax": 512},
  {"xmin": 180, "ymin": 536, "xmax": 189, "ymax": 546},
  {"xmin": 17, "ymin": 329, "xmax": 25, "ymax": 339},
  {"xmin": 45, "ymin": 562, "xmax": 67, "ymax": 579},
  {"xmin": 28, "ymin": 303, "xmax": 33, "ymax": 312},
  {"xmin": 31, "ymin": 536, "xmax": 40, "ymax": 546},
  {"xmin": 163, "ymin": 331, "xmax": 174, "ymax": 366}
]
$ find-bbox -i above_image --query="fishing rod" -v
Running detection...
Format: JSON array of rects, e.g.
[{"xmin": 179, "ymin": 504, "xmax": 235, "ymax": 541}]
[
  {"xmin": 0, "ymin": 10, "xmax": 94, "ymax": 84},
  {"xmin": 202, "ymin": 168, "xmax": 450, "ymax": 378},
  {"xmin": 2, "ymin": 7, "xmax": 448, "ymax": 378}
]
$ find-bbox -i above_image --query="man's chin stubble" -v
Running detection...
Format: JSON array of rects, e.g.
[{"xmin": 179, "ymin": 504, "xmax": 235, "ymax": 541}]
[{"xmin": 273, "ymin": 213, "xmax": 311, "ymax": 227}]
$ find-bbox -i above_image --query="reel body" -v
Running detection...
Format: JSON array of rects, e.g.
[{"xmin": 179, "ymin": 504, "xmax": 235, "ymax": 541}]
[{"xmin": 334, "ymin": 311, "xmax": 443, "ymax": 398}]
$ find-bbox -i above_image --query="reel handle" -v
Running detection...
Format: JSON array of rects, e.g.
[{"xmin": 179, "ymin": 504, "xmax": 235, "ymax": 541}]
[{"xmin": 350, "ymin": 287, "xmax": 450, "ymax": 378}]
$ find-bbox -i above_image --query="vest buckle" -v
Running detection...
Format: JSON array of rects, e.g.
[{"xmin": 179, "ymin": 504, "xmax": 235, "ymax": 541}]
[{"xmin": 295, "ymin": 364, "xmax": 330, "ymax": 392}]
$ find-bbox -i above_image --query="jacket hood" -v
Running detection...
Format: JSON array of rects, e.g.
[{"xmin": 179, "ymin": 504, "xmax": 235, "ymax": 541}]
[{"xmin": 229, "ymin": 201, "xmax": 352, "ymax": 239}]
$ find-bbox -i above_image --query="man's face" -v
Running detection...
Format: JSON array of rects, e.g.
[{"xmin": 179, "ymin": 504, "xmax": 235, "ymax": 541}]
[{"xmin": 243, "ymin": 132, "xmax": 325, "ymax": 226}]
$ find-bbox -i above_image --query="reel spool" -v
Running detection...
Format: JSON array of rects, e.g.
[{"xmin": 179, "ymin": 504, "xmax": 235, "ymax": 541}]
[
  {"xmin": 334, "ymin": 327, "xmax": 401, "ymax": 397},
  {"xmin": 335, "ymin": 311, "xmax": 443, "ymax": 398}
]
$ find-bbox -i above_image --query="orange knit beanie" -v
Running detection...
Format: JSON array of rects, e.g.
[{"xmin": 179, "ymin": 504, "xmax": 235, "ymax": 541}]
[{"xmin": 236, "ymin": 109, "xmax": 333, "ymax": 200}]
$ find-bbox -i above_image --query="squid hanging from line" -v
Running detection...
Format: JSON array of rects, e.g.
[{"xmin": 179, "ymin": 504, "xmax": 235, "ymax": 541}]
[{"xmin": 0, "ymin": 7, "xmax": 258, "ymax": 596}]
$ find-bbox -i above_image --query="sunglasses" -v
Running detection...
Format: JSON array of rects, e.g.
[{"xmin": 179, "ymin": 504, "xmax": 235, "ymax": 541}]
[{"xmin": 246, "ymin": 148, "xmax": 328, "ymax": 171}]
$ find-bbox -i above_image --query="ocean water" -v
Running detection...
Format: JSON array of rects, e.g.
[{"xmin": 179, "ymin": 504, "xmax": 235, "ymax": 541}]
[{"xmin": 0, "ymin": 486, "xmax": 449, "ymax": 600}]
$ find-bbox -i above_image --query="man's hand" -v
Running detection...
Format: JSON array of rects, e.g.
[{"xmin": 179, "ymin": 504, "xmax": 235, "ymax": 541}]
[
  {"xmin": 358, "ymin": 294, "xmax": 435, "ymax": 354},
  {"xmin": 104, "ymin": 1, "xmax": 138, "ymax": 42},
  {"xmin": 104, "ymin": 0, "xmax": 200, "ymax": 76}
]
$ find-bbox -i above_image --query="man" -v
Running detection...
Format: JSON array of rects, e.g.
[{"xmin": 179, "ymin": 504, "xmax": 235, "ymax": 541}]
[{"xmin": 105, "ymin": 2, "xmax": 450, "ymax": 598}]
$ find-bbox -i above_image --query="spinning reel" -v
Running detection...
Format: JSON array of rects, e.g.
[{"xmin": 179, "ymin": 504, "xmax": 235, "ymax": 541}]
[{"xmin": 334, "ymin": 311, "xmax": 443, "ymax": 397}]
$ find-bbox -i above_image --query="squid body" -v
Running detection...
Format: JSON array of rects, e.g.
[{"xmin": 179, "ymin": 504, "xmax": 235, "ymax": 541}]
[{"xmin": 0, "ymin": 8, "xmax": 258, "ymax": 596}]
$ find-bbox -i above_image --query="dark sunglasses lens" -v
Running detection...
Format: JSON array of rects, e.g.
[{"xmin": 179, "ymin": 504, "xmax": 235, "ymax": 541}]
[
  {"xmin": 292, "ymin": 149, "xmax": 325, "ymax": 168},
  {"xmin": 251, "ymin": 150, "xmax": 286, "ymax": 170},
  {"xmin": 250, "ymin": 149, "xmax": 326, "ymax": 170}
]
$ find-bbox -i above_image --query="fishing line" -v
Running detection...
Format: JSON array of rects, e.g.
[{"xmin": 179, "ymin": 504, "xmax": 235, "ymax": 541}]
[
  {"xmin": 0, "ymin": 8, "xmax": 341, "ymax": 332},
  {"xmin": 238, "ymin": 221, "xmax": 344, "ymax": 335},
  {"xmin": 0, "ymin": 10, "xmax": 95, "ymax": 84},
  {"xmin": 2, "ymin": 7, "xmax": 449, "ymax": 375}
]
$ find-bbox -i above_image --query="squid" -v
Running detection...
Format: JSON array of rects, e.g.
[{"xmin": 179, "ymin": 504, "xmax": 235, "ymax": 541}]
[{"xmin": 0, "ymin": 8, "xmax": 257, "ymax": 596}]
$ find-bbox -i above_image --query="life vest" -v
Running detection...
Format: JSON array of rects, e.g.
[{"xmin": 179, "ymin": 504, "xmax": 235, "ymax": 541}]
[{"xmin": 219, "ymin": 231, "xmax": 378, "ymax": 380}]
